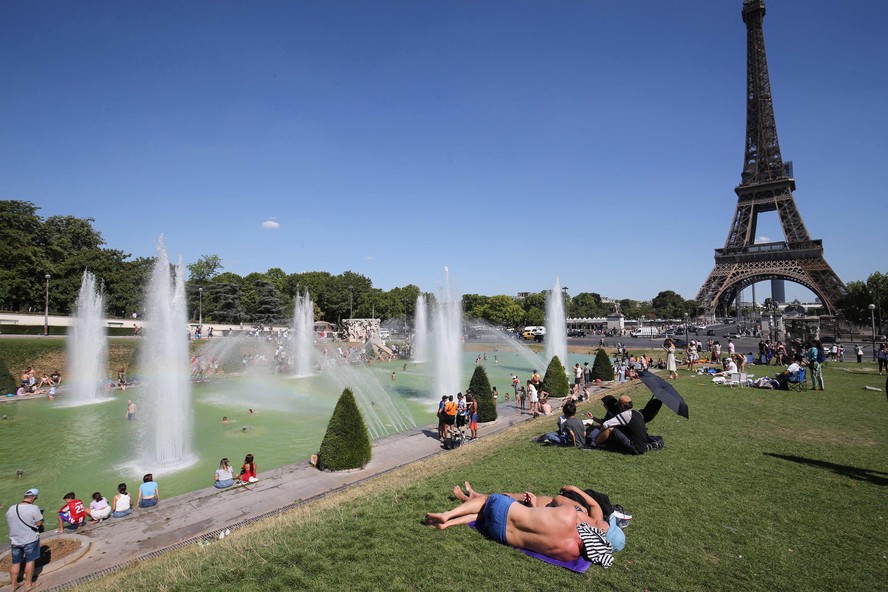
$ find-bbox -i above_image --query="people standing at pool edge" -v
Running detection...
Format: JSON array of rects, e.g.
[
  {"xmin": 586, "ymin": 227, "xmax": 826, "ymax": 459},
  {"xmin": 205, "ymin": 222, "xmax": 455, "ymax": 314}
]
[{"xmin": 138, "ymin": 474, "xmax": 159, "ymax": 508}]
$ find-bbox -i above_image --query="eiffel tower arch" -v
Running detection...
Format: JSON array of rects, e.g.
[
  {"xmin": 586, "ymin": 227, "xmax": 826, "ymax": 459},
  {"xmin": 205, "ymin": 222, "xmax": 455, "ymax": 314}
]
[{"xmin": 696, "ymin": 0, "xmax": 845, "ymax": 320}]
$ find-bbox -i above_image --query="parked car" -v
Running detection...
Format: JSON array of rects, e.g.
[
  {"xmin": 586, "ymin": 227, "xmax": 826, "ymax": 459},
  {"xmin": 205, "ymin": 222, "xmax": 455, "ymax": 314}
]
[
  {"xmin": 567, "ymin": 329, "xmax": 586, "ymax": 337},
  {"xmin": 706, "ymin": 329, "xmax": 715, "ymax": 336},
  {"xmin": 378, "ymin": 329, "xmax": 391, "ymax": 339}
]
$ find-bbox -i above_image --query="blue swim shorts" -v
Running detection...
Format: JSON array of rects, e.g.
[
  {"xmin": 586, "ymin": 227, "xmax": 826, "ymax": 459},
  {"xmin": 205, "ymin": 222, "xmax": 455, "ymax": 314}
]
[
  {"xmin": 476, "ymin": 494, "xmax": 514, "ymax": 544},
  {"xmin": 10, "ymin": 539, "xmax": 40, "ymax": 565}
]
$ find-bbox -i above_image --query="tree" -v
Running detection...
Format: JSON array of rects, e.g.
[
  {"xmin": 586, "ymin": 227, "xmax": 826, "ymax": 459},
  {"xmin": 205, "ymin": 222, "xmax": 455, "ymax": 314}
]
[
  {"xmin": 317, "ymin": 388, "xmax": 372, "ymax": 471},
  {"xmin": 477, "ymin": 295, "xmax": 526, "ymax": 328},
  {"xmin": 462, "ymin": 294, "xmax": 489, "ymax": 318},
  {"xmin": 591, "ymin": 348, "xmax": 615, "ymax": 381},
  {"xmin": 252, "ymin": 280, "xmax": 284, "ymax": 324},
  {"xmin": 469, "ymin": 365, "xmax": 497, "ymax": 423},
  {"xmin": 571, "ymin": 292, "xmax": 608, "ymax": 318},
  {"xmin": 186, "ymin": 254, "xmax": 223, "ymax": 283},
  {"xmin": 838, "ymin": 281, "xmax": 873, "ymax": 326},
  {"xmin": 652, "ymin": 290, "xmax": 687, "ymax": 320},
  {"xmin": 541, "ymin": 355, "xmax": 570, "ymax": 397}
]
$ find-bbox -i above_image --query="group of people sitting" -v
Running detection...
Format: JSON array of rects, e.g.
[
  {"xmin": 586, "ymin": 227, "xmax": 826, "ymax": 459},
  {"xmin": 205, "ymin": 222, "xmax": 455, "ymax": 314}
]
[
  {"xmin": 535, "ymin": 395, "xmax": 665, "ymax": 455},
  {"xmin": 13, "ymin": 367, "xmax": 61, "ymax": 397},
  {"xmin": 56, "ymin": 474, "xmax": 160, "ymax": 532},
  {"xmin": 426, "ymin": 481, "xmax": 631, "ymax": 568},
  {"xmin": 213, "ymin": 454, "xmax": 259, "ymax": 488}
]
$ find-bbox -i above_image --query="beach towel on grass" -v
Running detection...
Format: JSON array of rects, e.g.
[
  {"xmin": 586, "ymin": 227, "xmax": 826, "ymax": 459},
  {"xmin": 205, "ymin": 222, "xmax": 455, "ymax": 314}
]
[{"xmin": 468, "ymin": 521, "xmax": 598, "ymax": 573}]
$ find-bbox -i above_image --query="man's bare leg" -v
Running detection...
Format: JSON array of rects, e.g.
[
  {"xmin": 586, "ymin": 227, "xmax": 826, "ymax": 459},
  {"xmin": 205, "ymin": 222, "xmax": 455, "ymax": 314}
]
[
  {"xmin": 9, "ymin": 561, "xmax": 21, "ymax": 592},
  {"xmin": 425, "ymin": 494, "xmax": 489, "ymax": 529}
]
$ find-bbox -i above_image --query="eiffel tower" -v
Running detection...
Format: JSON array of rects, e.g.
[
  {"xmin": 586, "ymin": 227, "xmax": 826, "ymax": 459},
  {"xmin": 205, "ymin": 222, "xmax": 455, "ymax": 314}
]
[{"xmin": 696, "ymin": 0, "xmax": 845, "ymax": 319}]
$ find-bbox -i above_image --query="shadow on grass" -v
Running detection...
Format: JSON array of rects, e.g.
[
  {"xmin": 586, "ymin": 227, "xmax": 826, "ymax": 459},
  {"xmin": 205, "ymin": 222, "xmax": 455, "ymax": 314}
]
[{"xmin": 764, "ymin": 452, "xmax": 888, "ymax": 486}]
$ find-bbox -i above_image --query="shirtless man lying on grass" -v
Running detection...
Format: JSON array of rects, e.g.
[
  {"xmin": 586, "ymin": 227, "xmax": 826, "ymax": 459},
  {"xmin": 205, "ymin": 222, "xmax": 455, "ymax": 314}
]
[{"xmin": 425, "ymin": 484, "xmax": 624, "ymax": 566}]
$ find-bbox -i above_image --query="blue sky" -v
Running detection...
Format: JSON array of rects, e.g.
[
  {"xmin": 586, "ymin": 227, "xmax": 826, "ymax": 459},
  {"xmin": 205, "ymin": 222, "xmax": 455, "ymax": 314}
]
[{"xmin": 2, "ymin": 0, "xmax": 885, "ymax": 302}]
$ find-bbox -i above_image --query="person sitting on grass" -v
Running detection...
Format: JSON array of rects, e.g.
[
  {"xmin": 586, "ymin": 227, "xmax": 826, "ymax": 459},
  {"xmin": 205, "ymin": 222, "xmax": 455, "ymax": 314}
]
[
  {"xmin": 425, "ymin": 486, "xmax": 622, "ymax": 567},
  {"xmin": 585, "ymin": 395, "xmax": 660, "ymax": 455},
  {"xmin": 537, "ymin": 402, "xmax": 586, "ymax": 447},
  {"xmin": 56, "ymin": 492, "xmax": 88, "ymax": 533},
  {"xmin": 775, "ymin": 355, "xmax": 806, "ymax": 390}
]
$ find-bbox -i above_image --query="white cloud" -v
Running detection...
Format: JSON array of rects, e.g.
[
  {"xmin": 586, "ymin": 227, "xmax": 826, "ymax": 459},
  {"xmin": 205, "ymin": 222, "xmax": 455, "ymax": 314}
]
[
  {"xmin": 262, "ymin": 219, "xmax": 280, "ymax": 229},
  {"xmin": 755, "ymin": 235, "xmax": 770, "ymax": 244},
  {"xmin": 365, "ymin": 255, "xmax": 374, "ymax": 261}
]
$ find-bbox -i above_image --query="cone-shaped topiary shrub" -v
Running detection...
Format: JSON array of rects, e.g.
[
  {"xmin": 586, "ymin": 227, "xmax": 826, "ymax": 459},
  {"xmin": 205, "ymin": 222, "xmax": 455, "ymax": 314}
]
[
  {"xmin": 469, "ymin": 365, "xmax": 497, "ymax": 423},
  {"xmin": 541, "ymin": 355, "xmax": 570, "ymax": 396},
  {"xmin": 317, "ymin": 388, "xmax": 372, "ymax": 471},
  {"xmin": 591, "ymin": 348, "xmax": 615, "ymax": 381}
]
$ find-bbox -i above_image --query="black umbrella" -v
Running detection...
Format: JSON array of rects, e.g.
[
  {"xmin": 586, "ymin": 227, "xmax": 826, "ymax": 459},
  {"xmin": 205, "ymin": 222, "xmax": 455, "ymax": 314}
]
[{"xmin": 638, "ymin": 370, "xmax": 689, "ymax": 419}]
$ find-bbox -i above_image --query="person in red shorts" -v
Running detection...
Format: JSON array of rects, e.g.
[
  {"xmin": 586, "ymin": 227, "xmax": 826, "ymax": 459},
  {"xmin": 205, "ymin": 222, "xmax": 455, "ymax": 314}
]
[{"xmin": 56, "ymin": 492, "xmax": 87, "ymax": 533}]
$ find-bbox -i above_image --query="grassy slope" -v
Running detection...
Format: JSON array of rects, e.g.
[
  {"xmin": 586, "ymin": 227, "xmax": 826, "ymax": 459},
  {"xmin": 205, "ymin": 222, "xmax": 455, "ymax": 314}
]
[{"xmin": 74, "ymin": 363, "xmax": 888, "ymax": 592}]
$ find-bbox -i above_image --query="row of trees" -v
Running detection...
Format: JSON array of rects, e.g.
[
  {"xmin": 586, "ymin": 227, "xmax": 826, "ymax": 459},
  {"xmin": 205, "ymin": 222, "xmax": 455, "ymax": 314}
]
[{"xmin": 12, "ymin": 200, "xmax": 881, "ymax": 331}]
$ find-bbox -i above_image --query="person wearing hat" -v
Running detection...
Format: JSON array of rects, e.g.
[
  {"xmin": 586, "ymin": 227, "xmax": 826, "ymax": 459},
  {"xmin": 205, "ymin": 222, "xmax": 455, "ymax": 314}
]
[{"xmin": 5, "ymin": 488, "xmax": 44, "ymax": 591}]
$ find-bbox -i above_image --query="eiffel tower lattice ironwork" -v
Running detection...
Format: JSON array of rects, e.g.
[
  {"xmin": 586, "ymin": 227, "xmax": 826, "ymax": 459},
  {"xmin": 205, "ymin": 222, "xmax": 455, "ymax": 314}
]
[{"xmin": 696, "ymin": 0, "xmax": 845, "ymax": 319}]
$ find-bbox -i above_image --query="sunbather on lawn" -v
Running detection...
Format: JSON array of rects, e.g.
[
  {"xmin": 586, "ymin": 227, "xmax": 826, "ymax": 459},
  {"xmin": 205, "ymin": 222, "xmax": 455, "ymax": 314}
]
[{"xmin": 426, "ymin": 486, "xmax": 623, "ymax": 566}]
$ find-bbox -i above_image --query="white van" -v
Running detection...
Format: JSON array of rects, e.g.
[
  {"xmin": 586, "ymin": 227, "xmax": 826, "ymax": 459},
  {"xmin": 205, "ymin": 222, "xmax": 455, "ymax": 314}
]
[
  {"xmin": 630, "ymin": 327, "xmax": 659, "ymax": 338},
  {"xmin": 522, "ymin": 326, "xmax": 546, "ymax": 340}
]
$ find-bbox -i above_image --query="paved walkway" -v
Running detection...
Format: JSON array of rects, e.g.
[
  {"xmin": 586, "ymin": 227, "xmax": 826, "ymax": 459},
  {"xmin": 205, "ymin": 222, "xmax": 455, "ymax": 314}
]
[{"xmin": 19, "ymin": 402, "xmax": 557, "ymax": 591}]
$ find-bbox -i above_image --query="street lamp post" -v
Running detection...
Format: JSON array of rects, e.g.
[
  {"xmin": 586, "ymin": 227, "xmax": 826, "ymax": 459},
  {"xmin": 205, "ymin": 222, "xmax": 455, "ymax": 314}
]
[
  {"xmin": 43, "ymin": 274, "xmax": 51, "ymax": 336},
  {"xmin": 869, "ymin": 303, "xmax": 877, "ymax": 362},
  {"xmin": 198, "ymin": 287, "xmax": 203, "ymax": 327},
  {"xmin": 684, "ymin": 312, "xmax": 689, "ymax": 343}
]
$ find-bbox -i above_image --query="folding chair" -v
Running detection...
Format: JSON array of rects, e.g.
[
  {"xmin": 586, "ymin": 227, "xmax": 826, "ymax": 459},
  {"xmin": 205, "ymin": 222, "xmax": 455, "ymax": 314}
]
[
  {"xmin": 786, "ymin": 368, "xmax": 807, "ymax": 392},
  {"xmin": 728, "ymin": 371, "xmax": 749, "ymax": 388}
]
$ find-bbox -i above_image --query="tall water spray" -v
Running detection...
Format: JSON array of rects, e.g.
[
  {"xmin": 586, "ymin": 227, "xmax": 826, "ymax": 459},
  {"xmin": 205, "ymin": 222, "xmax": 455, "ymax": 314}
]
[
  {"xmin": 137, "ymin": 239, "xmax": 194, "ymax": 470},
  {"xmin": 412, "ymin": 293, "xmax": 429, "ymax": 362},
  {"xmin": 292, "ymin": 291, "xmax": 315, "ymax": 376},
  {"xmin": 545, "ymin": 277, "xmax": 568, "ymax": 369},
  {"xmin": 432, "ymin": 268, "xmax": 462, "ymax": 399},
  {"xmin": 66, "ymin": 270, "xmax": 109, "ymax": 405}
]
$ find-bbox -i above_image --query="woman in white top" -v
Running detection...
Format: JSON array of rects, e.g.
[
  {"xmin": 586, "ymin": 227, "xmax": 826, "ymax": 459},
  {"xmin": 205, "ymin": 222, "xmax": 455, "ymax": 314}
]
[
  {"xmin": 215, "ymin": 458, "xmax": 235, "ymax": 489},
  {"xmin": 90, "ymin": 491, "xmax": 112, "ymax": 521},
  {"xmin": 111, "ymin": 483, "xmax": 132, "ymax": 518}
]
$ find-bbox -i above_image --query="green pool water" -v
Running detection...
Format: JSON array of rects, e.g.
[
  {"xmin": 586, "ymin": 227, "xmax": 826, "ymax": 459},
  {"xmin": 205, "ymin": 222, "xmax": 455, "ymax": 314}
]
[{"xmin": 0, "ymin": 345, "xmax": 590, "ymax": 539}]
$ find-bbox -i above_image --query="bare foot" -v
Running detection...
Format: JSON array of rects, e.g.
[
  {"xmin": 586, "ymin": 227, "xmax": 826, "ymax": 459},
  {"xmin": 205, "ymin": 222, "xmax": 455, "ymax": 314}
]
[
  {"xmin": 464, "ymin": 482, "xmax": 479, "ymax": 498},
  {"xmin": 453, "ymin": 486, "xmax": 470, "ymax": 502},
  {"xmin": 424, "ymin": 512, "xmax": 445, "ymax": 525}
]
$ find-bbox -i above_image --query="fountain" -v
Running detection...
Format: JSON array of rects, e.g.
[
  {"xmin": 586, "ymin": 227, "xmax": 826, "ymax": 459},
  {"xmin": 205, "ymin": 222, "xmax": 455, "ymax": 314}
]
[
  {"xmin": 136, "ymin": 238, "xmax": 195, "ymax": 471},
  {"xmin": 292, "ymin": 291, "xmax": 315, "ymax": 376},
  {"xmin": 412, "ymin": 293, "xmax": 429, "ymax": 362},
  {"xmin": 64, "ymin": 270, "xmax": 110, "ymax": 406},
  {"xmin": 545, "ymin": 277, "xmax": 568, "ymax": 369},
  {"xmin": 431, "ymin": 267, "xmax": 462, "ymax": 399}
]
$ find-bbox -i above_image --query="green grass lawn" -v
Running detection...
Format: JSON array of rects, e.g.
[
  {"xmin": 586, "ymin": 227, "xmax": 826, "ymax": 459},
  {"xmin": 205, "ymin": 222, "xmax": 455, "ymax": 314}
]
[{"xmin": 75, "ymin": 363, "xmax": 888, "ymax": 591}]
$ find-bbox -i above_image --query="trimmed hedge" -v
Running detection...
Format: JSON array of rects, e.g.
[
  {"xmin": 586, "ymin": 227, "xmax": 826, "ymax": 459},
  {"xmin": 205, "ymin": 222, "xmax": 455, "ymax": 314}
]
[
  {"xmin": 591, "ymin": 348, "xmax": 615, "ymax": 381},
  {"xmin": 469, "ymin": 365, "xmax": 497, "ymax": 423},
  {"xmin": 540, "ymin": 355, "xmax": 570, "ymax": 396},
  {"xmin": 317, "ymin": 388, "xmax": 372, "ymax": 471}
]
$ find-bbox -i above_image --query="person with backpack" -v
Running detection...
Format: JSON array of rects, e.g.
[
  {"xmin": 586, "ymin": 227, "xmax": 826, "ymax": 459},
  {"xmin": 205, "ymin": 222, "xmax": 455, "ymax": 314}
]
[{"xmin": 806, "ymin": 340, "xmax": 826, "ymax": 391}]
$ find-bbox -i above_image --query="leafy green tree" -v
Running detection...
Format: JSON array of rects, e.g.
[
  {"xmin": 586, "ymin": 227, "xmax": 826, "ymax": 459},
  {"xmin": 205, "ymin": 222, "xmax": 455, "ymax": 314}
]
[
  {"xmin": 469, "ymin": 365, "xmax": 497, "ymax": 422},
  {"xmin": 477, "ymin": 295, "xmax": 525, "ymax": 328},
  {"xmin": 652, "ymin": 290, "xmax": 687, "ymax": 319},
  {"xmin": 462, "ymin": 294, "xmax": 489, "ymax": 318},
  {"xmin": 317, "ymin": 388, "xmax": 372, "ymax": 471},
  {"xmin": 571, "ymin": 292, "xmax": 608, "ymax": 318},
  {"xmin": 186, "ymin": 254, "xmax": 223, "ymax": 283},
  {"xmin": 591, "ymin": 348, "xmax": 615, "ymax": 381},
  {"xmin": 838, "ymin": 281, "xmax": 874, "ymax": 326},
  {"xmin": 541, "ymin": 355, "xmax": 570, "ymax": 396},
  {"xmin": 252, "ymin": 280, "xmax": 284, "ymax": 324}
]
